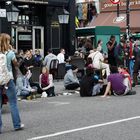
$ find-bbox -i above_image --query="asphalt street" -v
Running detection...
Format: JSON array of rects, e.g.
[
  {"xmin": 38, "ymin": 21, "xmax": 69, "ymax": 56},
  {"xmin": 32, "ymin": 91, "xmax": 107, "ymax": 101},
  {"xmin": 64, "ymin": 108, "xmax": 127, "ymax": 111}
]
[{"xmin": 1, "ymin": 83, "xmax": 140, "ymax": 140}]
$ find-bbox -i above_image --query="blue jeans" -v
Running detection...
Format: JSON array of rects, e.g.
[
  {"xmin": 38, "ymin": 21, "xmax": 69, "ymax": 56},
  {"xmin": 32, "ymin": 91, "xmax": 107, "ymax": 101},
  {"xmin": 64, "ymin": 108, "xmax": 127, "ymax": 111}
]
[{"xmin": 0, "ymin": 80, "xmax": 21, "ymax": 129}]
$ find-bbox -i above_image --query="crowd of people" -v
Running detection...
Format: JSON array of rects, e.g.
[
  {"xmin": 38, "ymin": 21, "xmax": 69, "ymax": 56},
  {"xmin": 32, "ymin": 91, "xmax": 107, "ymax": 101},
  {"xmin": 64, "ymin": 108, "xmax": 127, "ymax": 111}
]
[{"xmin": 0, "ymin": 33, "xmax": 140, "ymax": 133}]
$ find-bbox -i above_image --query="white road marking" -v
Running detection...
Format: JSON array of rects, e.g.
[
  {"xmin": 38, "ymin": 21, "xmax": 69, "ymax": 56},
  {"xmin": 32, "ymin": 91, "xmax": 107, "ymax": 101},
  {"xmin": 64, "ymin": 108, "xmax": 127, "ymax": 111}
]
[
  {"xmin": 27, "ymin": 116, "xmax": 140, "ymax": 140},
  {"xmin": 48, "ymin": 101, "xmax": 70, "ymax": 106}
]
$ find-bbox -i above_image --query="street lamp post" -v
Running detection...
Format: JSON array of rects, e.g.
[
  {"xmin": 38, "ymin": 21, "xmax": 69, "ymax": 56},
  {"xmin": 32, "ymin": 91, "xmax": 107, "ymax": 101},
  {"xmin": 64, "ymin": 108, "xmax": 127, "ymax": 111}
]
[
  {"xmin": 6, "ymin": 0, "xmax": 19, "ymax": 38},
  {"xmin": 126, "ymin": 0, "xmax": 130, "ymax": 41},
  {"xmin": 58, "ymin": 8, "xmax": 69, "ymax": 49}
]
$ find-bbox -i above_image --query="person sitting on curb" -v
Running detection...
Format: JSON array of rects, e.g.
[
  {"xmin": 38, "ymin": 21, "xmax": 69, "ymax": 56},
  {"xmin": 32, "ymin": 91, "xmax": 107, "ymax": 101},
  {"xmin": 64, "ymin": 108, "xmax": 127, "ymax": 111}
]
[
  {"xmin": 64, "ymin": 65, "xmax": 80, "ymax": 90},
  {"xmin": 18, "ymin": 66, "xmax": 37, "ymax": 100},
  {"xmin": 39, "ymin": 66, "xmax": 55, "ymax": 97},
  {"xmin": 101, "ymin": 66, "xmax": 136, "ymax": 98},
  {"xmin": 118, "ymin": 65, "xmax": 132, "ymax": 89},
  {"xmin": 80, "ymin": 66, "xmax": 103, "ymax": 97}
]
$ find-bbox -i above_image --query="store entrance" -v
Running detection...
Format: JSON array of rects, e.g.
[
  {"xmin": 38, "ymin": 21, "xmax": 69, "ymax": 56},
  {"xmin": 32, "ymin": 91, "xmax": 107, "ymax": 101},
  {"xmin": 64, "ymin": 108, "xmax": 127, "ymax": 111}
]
[{"xmin": 15, "ymin": 26, "xmax": 44, "ymax": 56}]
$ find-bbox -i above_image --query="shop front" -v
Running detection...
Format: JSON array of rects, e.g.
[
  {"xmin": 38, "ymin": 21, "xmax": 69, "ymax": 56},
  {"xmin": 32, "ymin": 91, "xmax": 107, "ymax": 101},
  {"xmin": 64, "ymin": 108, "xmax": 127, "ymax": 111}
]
[{"xmin": 89, "ymin": 0, "xmax": 140, "ymax": 34}]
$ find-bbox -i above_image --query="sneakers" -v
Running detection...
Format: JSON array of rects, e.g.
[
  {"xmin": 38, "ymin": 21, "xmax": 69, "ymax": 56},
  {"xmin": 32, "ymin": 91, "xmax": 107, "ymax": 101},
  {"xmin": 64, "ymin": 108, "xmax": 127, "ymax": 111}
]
[{"xmin": 15, "ymin": 124, "xmax": 24, "ymax": 131}]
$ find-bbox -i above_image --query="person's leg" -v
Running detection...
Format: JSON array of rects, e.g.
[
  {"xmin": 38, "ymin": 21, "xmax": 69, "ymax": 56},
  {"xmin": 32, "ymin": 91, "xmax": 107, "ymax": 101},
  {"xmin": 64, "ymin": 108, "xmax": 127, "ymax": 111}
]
[
  {"xmin": 100, "ymin": 63, "xmax": 110, "ymax": 76},
  {"xmin": 65, "ymin": 83, "xmax": 80, "ymax": 90},
  {"xmin": 46, "ymin": 86, "xmax": 55, "ymax": 97},
  {"xmin": 92, "ymin": 84, "xmax": 102, "ymax": 96},
  {"xmin": 101, "ymin": 82, "xmax": 111, "ymax": 97},
  {"xmin": 6, "ymin": 80, "xmax": 22, "ymax": 129},
  {"xmin": 133, "ymin": 61, "xmax": 139, "ymax": 86},
  {"xmin": 123, "ymin": 78, "xmax": 131, "ymax": 95},
  {"xmin": 0, "ymin": 87, "xmax": 3, "ymax": 132},
  {"xmin": 129, "ymin": 59, "xmax": 134, "ymax": 78}
]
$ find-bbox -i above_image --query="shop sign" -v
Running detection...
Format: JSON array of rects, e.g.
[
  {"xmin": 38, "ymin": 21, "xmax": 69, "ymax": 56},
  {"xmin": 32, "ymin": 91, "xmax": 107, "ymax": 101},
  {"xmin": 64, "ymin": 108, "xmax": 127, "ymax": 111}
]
[
  {"xmin": 76, "ymin": 0, "xmax": 95, "ymax": 4},
  {"xmin": 19, "ymin": 35, "xmax": 32, "ymax": 41},
  {"xmin": 101, "ymin": 0, "xmax": 140, "ymax": 12},
  {"xmin": 110, "ymin": 0, "xmax": 120, "ymax": 4}
]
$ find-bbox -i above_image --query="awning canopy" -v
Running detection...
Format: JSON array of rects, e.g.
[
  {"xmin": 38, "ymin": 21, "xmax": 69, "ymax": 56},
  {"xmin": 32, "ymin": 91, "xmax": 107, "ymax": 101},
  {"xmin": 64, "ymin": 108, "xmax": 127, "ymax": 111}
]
[
  {"xmin": 89, "ymin": 11, "xmax": 140, "ymax": 33},
  {"xmin": 76, "ymin": 26, "xmax": 120, "ymax": 37}
]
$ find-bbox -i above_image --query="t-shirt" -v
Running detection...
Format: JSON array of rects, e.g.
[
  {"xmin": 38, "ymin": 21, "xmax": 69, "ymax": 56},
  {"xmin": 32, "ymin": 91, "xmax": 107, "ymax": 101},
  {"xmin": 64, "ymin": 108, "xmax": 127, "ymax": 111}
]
[
  {"xmin": 108, "ymin": 73, "xmax": 126, "ymax": 94},
  {"xmin": 6, "ymin": 50, "xmax": 16, "ymax": 79}
]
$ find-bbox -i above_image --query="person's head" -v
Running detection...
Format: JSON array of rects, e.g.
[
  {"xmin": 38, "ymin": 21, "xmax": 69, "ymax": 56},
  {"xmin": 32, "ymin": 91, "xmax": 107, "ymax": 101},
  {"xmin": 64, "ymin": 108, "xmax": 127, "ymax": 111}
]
[
  {"xmin": 0, "ymin": 33, "xmax": 11, "ymax": 53},
  {"xmin": 118, "ymin": 65, "xmax": 124, "ymax": 73},
  {"xmin": 74, "ymin": 51, "xmax": 79, "ymax": 56},
  {"xmin": 36, "ymin": 49, "xmax": 40, "ymax": 55},
  {"xmin": 110, "ymin": 66, "xmax": 118, "ymax": 74},
  {"xmin": 71, "ymin": 65, "xmax": 78, "ymax": 73},
  {"xmin": 19, "ymin": 63, "xmax": 28, "ymax": 76},
  {"xmin": 60, "ymin": 48, "xmax": 65, "ymax": 54},
  {"xmin": 48, "ymin": 49, "xmax": 53, "ymax": 54},
  {"xmin": 18, "ymin": 49, "xmax": 24, "ymax": 56},
  {"xmin": 118, "ymin": 65, "xmax": 129, "ymax": 73},
  {"xmin": 86, "ymin": 67, "xmax": 94, "ymax": 76},
  {"xmin": 110, "ymin": 35, "xmax": 115, "ymax": 42},
  {"xmin": 25, "ymin": 50, "xmax": 32, "ymax": 59},
  {"xmin": 42, "ymin": 66, "xmax": 49, "ymax": 75},
  {"xmin": 97, "ymin": 39, "xmax": 103, "ymax": 46}
]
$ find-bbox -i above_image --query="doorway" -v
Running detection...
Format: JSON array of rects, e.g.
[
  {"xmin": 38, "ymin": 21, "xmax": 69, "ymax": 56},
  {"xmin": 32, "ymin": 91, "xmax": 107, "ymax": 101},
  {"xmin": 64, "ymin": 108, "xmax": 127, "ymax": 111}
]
[{"xmin": 32, "ymin": 26, "xmax": 44, "ymax": 57}]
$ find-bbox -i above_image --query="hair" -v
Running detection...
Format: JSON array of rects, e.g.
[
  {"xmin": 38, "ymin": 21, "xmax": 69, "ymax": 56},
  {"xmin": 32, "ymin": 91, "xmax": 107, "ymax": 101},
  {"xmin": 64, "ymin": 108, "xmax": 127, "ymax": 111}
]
[
  {"xmin": 118, "ymin": 65, "xmax": 129, "ymax": 73},
  {"xmin": 0, "ymin": 33, "xmax": 11, "ymax": 53},
  {"xmin": 110, "ymin": 66, "xmax": 118, "ymax": 74},
  {"xmin": 97, "ymin": 39, "xmax": 102, "ymax": 45},
  {"xmin": 71, "ymin": 65, "xmax": 78, "ymax": 71},
  {"xmin": 42, "ymin": 66, "xmax": 49, "ymax": 74},
  {"xmin": 110, "ymin": 35, "xmax": 115, "ymax": 40},
  {"xmin": 86, "ymin": 67, "xmax": 94, "ymax": 76},
  {"xmin": 118, "ymin": 65, "xmax": 124, "ymax": 69},
  {"xmin": 19, "ymin": 62, "xmax": 28, "ymax": 75},
  {"xmin": 48, "ymin": 49, "xmax": 52, "ymax": 53}
]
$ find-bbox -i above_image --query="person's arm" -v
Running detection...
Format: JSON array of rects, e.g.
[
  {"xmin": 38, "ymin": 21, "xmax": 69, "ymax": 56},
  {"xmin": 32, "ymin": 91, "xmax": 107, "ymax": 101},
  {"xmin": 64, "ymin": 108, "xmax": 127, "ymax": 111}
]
[
  {"xmin": 42, "ymin": 74, "xmax": 54, "ymax": 91},
  {"xmin": 21, "ymin": 78, "xmax": 31, "ymax": 92},
  {"xmin": 107, "ymin": 41, "xmax": 115, "ymax": 51},
  {"xmin": 68, "ymin": 73, "xmax": 79, "ymax": 84},
  {"xmin": 101, "ymin": 82, "xmax": 111, "ymax": 97},
  {"xmin": 39, "ymin": 74, "xmax": 42, "ymax": 89},
  {"xmin": 43, "ymin": 56, "xmax": 48, "ymax": 65}
]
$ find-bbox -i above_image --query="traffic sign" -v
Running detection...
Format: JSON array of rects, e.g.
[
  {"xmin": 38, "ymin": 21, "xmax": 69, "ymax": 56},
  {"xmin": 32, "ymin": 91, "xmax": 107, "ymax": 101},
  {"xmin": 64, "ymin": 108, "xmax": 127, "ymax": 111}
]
[{"xmin": 110, "ymin": 0, "xmax": 120, "ymax": 4}]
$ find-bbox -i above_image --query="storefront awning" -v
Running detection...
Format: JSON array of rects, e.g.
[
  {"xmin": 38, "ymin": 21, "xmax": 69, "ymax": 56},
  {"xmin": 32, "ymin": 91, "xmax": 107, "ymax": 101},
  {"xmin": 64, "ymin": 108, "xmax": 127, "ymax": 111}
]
[{"xmin": 88, "ymin": 11, "xmax": 140, "ymax": 33}]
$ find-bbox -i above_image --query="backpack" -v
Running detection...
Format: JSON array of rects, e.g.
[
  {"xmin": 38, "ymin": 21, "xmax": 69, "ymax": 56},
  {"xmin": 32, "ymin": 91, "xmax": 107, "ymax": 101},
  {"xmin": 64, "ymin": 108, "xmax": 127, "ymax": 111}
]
[{"xmin": 0, "ymin": 53, "xmax": 11, "ymax": 85}]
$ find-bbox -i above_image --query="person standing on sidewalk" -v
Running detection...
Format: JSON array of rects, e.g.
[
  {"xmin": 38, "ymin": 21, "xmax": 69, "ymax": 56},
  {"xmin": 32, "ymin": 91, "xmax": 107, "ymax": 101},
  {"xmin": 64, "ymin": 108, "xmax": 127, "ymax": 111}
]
[{"xmin": 0, "ymin": 33, "xmax": 24, "ymax": 133}]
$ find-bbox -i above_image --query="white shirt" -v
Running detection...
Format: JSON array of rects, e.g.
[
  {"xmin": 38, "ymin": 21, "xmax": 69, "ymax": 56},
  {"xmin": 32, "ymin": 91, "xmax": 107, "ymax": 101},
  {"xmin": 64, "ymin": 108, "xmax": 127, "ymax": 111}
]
[
  {"xmin": 92, "ymin": 51, "xmax": 104, "ymax": 67},
  {"xmin": 57, "ymin": 53, "xmax": 65, "ymax": 63}
]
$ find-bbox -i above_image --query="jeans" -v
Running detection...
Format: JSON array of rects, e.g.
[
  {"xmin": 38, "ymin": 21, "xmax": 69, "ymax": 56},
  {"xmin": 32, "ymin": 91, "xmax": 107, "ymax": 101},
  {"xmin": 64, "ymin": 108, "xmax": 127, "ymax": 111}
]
[{"xmin": 0, "ymin": 80, "xmax": 21, "ymax": 129}]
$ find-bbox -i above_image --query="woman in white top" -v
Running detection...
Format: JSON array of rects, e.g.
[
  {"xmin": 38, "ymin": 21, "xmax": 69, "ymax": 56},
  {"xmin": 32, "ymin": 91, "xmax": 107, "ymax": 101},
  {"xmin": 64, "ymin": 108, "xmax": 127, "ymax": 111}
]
[{"xmin": 92, "ymin": 50, "xmax": 110, "ymax": 77}]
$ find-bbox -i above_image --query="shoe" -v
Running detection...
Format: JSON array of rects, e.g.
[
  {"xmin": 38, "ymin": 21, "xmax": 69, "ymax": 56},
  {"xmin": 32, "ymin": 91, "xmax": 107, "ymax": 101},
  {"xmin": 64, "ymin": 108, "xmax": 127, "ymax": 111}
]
[
  {"xmin": 27, "ymin": 96, "xmax": 32, "ymax": 100},
  {"xmin": 127, "ymin": 90, "xmax": 136, "ymax": 95},
  {"xmin": 15, "ymin": 124, "xmax": 24, "ymax": 131}
]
